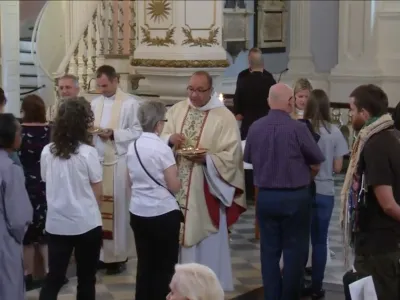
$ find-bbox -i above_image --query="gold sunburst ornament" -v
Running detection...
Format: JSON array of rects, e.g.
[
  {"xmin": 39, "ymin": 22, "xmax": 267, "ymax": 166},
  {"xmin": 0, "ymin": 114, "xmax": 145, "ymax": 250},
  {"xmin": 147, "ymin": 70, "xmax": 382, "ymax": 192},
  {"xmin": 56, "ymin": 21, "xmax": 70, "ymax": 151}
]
[{"xmin": 147, "ymin": 0, "xmax": 171, "ymax": 23}]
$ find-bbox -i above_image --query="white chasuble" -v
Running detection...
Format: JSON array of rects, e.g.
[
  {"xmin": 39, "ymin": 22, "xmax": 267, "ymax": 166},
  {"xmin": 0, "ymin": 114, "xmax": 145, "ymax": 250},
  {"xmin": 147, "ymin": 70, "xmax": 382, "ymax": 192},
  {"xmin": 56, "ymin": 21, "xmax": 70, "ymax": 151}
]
[
  {"xmin": 91, "ymin": 88, "xmax": 142, "ymax": 263},
  {"xmin": 161, "ymin": 95, "xmax": 247, "ymax": 291}
]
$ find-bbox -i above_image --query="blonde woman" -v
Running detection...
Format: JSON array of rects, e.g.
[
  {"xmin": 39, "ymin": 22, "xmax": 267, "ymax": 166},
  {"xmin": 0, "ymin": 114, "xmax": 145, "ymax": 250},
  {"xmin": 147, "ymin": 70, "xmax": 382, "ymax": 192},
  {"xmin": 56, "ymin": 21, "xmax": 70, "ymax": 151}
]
[
  {"xmin": 167, "ymin": 263, "xmax": 224, "ymax": 300},
  {"xmin": 292, "ymin": 78, "xmax": 313, "ymax": 120}
]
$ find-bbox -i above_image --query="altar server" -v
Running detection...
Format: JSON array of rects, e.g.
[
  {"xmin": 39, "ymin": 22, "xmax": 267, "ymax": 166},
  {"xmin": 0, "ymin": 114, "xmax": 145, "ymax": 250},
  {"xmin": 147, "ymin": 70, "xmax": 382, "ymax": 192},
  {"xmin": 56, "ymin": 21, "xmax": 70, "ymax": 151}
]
[{"xmin": 91, "ymin": 65, "xmax": 142, "ymax": 274}]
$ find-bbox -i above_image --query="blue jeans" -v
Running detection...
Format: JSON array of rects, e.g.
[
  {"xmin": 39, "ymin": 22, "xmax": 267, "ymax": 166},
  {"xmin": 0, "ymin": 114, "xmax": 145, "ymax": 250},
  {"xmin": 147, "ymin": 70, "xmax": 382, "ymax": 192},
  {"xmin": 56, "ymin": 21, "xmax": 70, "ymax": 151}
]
[
  {"xmin": 257, "ymin": 187, "xmax": 312, "ymax": 300},
  {"xmin": 310, "ymin": 193, "xmax": 335, "ymax": 291}
]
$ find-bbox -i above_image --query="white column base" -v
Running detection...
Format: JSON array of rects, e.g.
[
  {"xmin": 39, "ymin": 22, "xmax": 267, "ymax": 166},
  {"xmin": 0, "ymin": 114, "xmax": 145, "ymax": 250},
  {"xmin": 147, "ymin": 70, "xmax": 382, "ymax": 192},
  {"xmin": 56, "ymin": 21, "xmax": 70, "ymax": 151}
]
[{"xmin": 286, "ymin": 52, "xmax": 315, "ymax": 76}]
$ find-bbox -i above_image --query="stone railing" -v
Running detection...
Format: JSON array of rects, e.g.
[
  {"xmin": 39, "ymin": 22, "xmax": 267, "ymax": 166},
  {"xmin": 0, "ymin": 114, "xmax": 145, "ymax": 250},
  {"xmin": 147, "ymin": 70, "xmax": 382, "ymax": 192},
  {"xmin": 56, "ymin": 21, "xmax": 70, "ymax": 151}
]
[{"xmin": 64, "ymin": 0, "xmax": 136, "ymax": 92}]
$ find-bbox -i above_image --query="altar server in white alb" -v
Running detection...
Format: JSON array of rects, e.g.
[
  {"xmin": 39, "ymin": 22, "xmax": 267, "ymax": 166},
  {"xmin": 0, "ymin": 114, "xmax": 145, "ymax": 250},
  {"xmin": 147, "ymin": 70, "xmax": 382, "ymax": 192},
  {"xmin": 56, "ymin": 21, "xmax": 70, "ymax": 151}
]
[{"xmin": 91, "ymin": 65, "xmax": 142, "ymax": 274}]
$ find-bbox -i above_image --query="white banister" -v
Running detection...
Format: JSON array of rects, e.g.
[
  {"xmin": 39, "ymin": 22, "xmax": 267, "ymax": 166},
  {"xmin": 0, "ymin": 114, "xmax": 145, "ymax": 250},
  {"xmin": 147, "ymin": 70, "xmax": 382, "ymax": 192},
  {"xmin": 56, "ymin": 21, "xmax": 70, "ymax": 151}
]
[{"xmin": 54, "ymin": 1, "xmax": 100, "ymax": 78}]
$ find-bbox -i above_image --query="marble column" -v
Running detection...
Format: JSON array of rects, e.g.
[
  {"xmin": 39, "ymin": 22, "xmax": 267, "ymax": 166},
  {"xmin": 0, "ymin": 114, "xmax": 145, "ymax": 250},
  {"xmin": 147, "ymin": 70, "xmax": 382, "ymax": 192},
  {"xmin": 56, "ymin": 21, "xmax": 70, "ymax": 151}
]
[
  {"xmin": 1, "ymin": 0, "xmax": 20, "ymax": 116},
  {"xmin": 330, "ymin": 0, "xmax": 379, "ymax": 76},
  {"xmin": 287, "ymin": 0, "xmax": 315, "ymax": 75},
  {"xmin": 374, "ymin": 1, "xmax": 400, "ymax": 106},
  {"xmin": 328, "ymin": 1, "xmax": 381, "ymax": 104},
  {"xmin": 329, "ymin": 0, "xmax": 400, "ymax": 106},
  {"xmin": 132, "ymin": 0, "xmax": 228, "ymax": 104}
]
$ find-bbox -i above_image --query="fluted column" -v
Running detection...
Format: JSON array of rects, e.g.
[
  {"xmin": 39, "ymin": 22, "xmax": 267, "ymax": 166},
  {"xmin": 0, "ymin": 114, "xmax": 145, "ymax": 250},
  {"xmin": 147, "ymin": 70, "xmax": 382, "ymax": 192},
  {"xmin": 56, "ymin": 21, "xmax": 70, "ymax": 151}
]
[
  {"xmin": 375, "ymin": 1, "xmax": 400, "ymax": 77},
  {"xmin": 1, "ymin": 0, "xmax": 20, "ymax": 116},
  {"xmin": 132, "ymin": 0, "xmax": 228, "ymax": 104},
  {"xmin": 330, "ymin": 0, "xmax": 379, "ymax": 76},
  {"xmin": 374, "ymin": 0, "xmax": 400, "ymax": 106},
  {"xmin": 287, "ymin": 0, "xmax": 315, "ymax": 75}
]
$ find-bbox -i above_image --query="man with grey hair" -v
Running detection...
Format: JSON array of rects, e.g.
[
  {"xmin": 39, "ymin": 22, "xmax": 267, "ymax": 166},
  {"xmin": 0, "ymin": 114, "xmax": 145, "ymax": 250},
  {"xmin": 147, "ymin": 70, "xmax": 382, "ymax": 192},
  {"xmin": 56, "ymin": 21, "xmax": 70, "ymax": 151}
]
[{"xmin": 46, "ymin": 74, "xmax": 80, "ymax": 121}]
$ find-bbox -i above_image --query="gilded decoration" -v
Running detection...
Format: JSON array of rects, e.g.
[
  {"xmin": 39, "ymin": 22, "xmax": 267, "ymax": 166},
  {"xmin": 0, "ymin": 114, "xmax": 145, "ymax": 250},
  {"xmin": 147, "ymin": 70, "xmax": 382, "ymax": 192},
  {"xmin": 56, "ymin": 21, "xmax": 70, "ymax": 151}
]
[
  {"xmin": 140, "ymin": 26, "xmax": 175, "ymax": 46},
  {"xmin": 147, "ymin": 0, "xmax": 171, "ymax": 23},
  {"xmin": 175, "ymin": 108, "xmax": 209, "ymax": 207},
  {"xmin": 131, "ymin": 58, "xmax": 229, "ymax": 68},
  {"xmin": 182, "ymin": 27, "xmax": 219, "ymax": 47},
  {"xmin": 129, "ymin": 0, "xmax": 136, "ymax": 53}
]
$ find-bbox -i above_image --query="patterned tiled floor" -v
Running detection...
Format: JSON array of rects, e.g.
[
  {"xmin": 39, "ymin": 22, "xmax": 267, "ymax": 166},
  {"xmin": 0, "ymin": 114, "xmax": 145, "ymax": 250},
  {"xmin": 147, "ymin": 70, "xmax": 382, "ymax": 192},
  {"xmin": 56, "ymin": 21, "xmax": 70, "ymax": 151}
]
[{"xmin": 26, "ymin": 175, "xmax": 347, "ymax": 299}]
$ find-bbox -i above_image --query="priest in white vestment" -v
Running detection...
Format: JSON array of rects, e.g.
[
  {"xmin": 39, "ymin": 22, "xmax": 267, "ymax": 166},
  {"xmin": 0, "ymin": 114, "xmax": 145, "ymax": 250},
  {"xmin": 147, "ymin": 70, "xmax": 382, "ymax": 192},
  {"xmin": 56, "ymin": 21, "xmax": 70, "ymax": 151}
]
[
  {"xmin": 161, "ymin": 71, "xmax": 247, "ymax": 291},
  {"xmin": 91, "ymin": 65, "xmax": 142, "ymax": 274}
]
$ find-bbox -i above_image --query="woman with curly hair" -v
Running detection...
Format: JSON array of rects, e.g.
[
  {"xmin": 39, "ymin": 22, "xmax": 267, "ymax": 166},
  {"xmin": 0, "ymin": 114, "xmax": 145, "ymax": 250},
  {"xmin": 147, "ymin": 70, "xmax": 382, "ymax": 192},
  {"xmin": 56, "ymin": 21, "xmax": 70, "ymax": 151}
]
[{"xmin": 39, "ymin": 98, "xmax": 103, "ymax": 300}]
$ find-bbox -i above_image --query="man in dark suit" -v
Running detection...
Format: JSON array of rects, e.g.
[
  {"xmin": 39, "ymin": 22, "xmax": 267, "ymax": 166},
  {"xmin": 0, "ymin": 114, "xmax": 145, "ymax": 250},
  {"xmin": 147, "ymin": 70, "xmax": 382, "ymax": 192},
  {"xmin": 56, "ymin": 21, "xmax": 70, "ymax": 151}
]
[{"xmin": 233, "ymin": 48, "xmax": 276, "ymax": 140}]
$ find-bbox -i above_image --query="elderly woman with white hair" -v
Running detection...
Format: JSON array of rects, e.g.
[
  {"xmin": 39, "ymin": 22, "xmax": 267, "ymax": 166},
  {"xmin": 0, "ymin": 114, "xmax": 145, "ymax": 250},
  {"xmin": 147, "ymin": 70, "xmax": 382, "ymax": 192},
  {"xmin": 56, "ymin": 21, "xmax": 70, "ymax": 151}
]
[
  {"xmin": 167, "ymin": 263, "xmax": 224, "ymax": 300},
  {"xmin": 127, "ymin": 100, "xmax": 182, "ymax": 300}
]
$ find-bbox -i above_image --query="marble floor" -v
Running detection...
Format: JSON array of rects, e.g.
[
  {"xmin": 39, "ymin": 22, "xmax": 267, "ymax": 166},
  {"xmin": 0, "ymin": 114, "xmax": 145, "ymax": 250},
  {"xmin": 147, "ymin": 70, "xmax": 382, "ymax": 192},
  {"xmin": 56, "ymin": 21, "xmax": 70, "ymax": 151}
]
[{"xmin": 26, "ymin": 175, "xmax": 347, "ymax": 299}]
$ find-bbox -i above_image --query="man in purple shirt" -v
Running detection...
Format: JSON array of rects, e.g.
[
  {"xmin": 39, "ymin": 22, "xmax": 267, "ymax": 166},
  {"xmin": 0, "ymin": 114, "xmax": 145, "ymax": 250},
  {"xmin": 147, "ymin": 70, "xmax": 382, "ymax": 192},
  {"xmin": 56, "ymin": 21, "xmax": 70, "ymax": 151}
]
[{"xmin": 244, "ymin": 83, "xmax": 325, "ymax": 300}]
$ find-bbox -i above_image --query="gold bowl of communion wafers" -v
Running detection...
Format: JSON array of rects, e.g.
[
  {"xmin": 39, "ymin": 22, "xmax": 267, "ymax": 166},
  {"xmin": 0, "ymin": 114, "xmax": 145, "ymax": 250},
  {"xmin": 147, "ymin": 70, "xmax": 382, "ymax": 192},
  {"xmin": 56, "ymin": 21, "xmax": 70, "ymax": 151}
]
[
  {"xmin": 176, "ymin": 147, "xmax": 207, "ymax": 157},
  {"xmin": 88, "ymin": 127, "xmax": 103, "ymax": 134}
]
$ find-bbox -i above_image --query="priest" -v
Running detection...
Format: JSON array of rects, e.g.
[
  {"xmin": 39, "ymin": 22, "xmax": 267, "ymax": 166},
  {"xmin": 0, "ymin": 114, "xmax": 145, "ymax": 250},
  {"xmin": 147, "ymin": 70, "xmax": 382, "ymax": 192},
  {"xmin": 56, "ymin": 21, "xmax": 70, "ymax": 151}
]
[
  {"xmin": 91, "ymin": 65, "xmax": 142, "ymax": 274},
  {"xmin": 161, "ymin": 71, "xmax": 247, "ymax": 291}
]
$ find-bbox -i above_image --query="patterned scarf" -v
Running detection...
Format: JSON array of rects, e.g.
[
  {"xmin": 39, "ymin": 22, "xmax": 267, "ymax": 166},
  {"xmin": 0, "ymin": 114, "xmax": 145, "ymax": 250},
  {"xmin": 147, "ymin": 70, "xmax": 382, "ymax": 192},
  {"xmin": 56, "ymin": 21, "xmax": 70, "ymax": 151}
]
[{"xmin": 340, "ymin": 113, "xmax": 394, "ymax": 268}]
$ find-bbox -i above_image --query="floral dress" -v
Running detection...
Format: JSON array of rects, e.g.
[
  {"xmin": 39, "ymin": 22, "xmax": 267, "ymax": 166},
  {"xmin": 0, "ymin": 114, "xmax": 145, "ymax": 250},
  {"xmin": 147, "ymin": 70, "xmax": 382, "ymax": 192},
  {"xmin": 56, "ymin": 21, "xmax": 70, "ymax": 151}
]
[{"xmin": 18, "ymin": 125, "xmax": 50, "ymax": 245}]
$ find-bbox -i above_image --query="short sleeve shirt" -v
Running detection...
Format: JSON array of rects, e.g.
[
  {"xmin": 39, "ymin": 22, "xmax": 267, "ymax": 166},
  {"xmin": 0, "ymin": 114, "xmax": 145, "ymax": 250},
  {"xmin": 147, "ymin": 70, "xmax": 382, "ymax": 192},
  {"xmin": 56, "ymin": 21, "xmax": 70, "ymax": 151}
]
[
  {"xmin": 355, "ymin": 128, "xmax": 400, "ymax": 253},
  {"xmin": 315, "ymin": 125, "xmax": 349, "ymax": 196},
  {"xmin": 41, "ymin": 143, "xmax": 103, "ymax": 235}
]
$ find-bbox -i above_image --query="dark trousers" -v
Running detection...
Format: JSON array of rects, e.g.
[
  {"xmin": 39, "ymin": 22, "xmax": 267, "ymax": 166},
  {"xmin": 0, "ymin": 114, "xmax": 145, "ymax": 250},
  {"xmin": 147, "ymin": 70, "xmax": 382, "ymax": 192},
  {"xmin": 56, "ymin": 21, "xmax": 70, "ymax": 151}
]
[
  {"xmin": 257, "ymin": 187, "xmax": 312, "ymax": 300},
  {"xmin": 39, "ymin": 226, "xmax": 102, "ymax": 300},
  {"xmin": 310, "ymin": 194, "xmax": 335, "ymax": 291},
  {"xmin": 130, "ymin": 210, "xmax": 181, "ymax": 300},
  {"xmin": 349, "ymin": 251, "xmax": 400, "ymax": 300}
]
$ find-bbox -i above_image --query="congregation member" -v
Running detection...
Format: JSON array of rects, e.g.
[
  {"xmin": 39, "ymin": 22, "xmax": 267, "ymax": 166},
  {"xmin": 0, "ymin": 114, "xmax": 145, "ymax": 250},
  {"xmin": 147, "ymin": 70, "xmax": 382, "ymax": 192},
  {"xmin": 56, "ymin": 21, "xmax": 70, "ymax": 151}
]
[
  {"xmin": 161, "ymin": 71, "xmax": 246, "ymax": 291},
  {"xmin": 0, "ymin": 113, "xmax": 33, "ymax": 300},
  {"xmin": 0, "ymin": 87, "xmax": 21, "ymax": 165},
  {"xmin": 47, "ymin": 74, "xmax": 80, "ymax": 121},
  {"xmin": 291, "ymin": 78, "xmax": 313, "ymax": 120},
  {"xmin": 127, "ymin": 100, "xmax": 182, "ymax": 300},
  {"xmin": 167, "ymin": 263, "xmax": 224, "ymax": 300},
  {"xmin": 91, "ymin": 65, "xmax": 142, "ymax": 274},
  {"xmin": 301, "ymin": 90, "xmax": 348, "ymax": 299},
  {"xmin": 341, "ymin": 84, "xmax": 400, "ymax": 299},
  {"xmin": 244, "ymin": 83, "xmax": 324, "ymax": 300},
  {"xmin": 233, "ymin": 48, "xmax": 276, "ymax": 140},
  {"xmin": 18, "ymin": 95, "xmax": 53, "ymax": 290},
  {"xmin": 39, "ymin": 98, "xmax": 103, "ymax": 300}
]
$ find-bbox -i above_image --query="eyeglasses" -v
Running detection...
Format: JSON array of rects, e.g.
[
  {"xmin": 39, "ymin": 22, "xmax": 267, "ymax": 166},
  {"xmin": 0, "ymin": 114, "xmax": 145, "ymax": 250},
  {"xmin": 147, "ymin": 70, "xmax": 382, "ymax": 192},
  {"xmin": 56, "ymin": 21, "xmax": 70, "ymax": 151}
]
[{"xmin": 187, "ymin": 87, "xmax": 211, "ymax": 94}]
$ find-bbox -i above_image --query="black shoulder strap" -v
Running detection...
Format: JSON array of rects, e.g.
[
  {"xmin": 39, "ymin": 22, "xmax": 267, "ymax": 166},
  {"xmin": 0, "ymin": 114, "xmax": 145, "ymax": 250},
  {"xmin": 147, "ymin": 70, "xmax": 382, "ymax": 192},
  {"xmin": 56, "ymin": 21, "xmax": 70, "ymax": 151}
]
[
  {"xmin": 133, "ymin": 140, "xmax": 187, "ymax": 219},
  {"xmin": 134, "ymin": 140, "xmax": 163, "ymax": 187},
  {"xmin": 134, "ymin": 140, "xmax": 174, "ymax": 197}
]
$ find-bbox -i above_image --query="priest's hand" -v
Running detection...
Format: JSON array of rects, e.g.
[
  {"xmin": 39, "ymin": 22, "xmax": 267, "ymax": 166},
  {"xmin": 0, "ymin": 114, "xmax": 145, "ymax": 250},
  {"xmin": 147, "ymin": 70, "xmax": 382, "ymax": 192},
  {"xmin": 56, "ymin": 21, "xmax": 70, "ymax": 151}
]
[
  {"xmin": 235, "ymin": 114, "xmax": 243, "ymax": 121},
  {"xmin": 99, "ymin": 129, "xmax": 113, "ymax": 140},
  {"xmin": 169, "ymin": 133, "xmax": 185, "ymax": 146}
]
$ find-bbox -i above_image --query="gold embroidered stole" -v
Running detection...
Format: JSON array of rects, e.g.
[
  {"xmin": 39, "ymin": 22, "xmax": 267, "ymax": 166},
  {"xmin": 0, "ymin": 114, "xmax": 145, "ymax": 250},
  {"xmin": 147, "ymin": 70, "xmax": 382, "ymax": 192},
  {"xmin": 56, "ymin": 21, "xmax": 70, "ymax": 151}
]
[
  {"xmin": 176, "ymin": 107, "xmax": 209, "ymax": 244},
  {"xmin": 94, "ymin": 91, "xmax": 124, "ymax": 239}
]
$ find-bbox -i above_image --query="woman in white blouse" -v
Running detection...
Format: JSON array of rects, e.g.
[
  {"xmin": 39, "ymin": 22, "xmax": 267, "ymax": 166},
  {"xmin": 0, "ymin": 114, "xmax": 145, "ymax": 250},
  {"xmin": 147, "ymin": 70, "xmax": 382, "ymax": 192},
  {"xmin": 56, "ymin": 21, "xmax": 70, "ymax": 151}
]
[
  {"xmin": 127, "ymin": 100, "xmax": 181, "ymax": 300},
  {"xmin": 39, "ymin": 98, "xmax": 103, "ymax": 300}
]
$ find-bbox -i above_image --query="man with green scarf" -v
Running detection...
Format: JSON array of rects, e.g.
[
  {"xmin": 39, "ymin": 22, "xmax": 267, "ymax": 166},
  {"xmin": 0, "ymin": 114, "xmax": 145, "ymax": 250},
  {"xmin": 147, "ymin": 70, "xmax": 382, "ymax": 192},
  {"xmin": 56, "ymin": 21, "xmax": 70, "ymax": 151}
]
[{"xmin": 342, "ymin": 84, "xmax": 400, "ymax": 299}]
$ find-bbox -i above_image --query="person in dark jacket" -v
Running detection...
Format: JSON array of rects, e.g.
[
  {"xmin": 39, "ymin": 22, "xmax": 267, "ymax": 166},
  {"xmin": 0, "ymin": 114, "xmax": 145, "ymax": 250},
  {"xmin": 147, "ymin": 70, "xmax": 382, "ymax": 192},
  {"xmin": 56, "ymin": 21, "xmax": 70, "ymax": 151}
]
[
  {"xmin": 233, "ymin": 48, "xmax": 276, "ymax": 140},
  {"xmin": 393, "ymin": 100, "xmax": 400, "ymax": 130}
]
